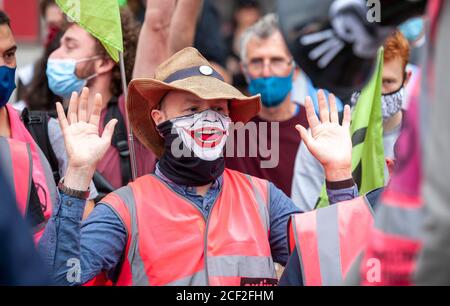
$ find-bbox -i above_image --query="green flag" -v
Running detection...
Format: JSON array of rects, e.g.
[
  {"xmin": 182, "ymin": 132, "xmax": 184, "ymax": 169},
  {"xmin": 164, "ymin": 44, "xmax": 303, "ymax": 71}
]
[
  {"xmin": 56, "ymin": 0, "xmax": 123, "ymax": 62},
  {"xmin": 316, "ymin": 48, "xmax": 385, "ymax": 208}
]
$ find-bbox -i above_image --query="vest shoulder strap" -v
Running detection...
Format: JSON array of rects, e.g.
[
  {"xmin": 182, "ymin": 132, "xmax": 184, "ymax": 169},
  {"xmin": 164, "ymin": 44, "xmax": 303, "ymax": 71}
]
[
  {"xmin": 226, "ymin": 169, "xmax": 271, "ymax": 233},
  {"xmin": 100, "ymin": 179, "xmax": 153, "ymax": 286},
  {"xmin": 101, "ymin": 186, "xmax": 134, "ymax": 237}
]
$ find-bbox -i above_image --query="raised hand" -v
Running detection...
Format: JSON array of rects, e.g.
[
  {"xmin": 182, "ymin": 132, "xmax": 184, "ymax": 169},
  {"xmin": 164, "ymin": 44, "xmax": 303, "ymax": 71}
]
[
  {"xmin": 296, "ymin": 90, "xmax": 352, "ymax": 182},
  {"xmin": 57, "ymin": 87, "xmax": 117, "ymax": 191}
]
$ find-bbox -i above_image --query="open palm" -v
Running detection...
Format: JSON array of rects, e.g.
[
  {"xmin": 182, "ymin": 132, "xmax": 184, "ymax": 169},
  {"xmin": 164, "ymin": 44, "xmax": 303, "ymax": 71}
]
[
  {"xmin": 56, "ymin": 87, "xmax": 117, "ymax": 170},
  {"xmin": 296, "ymin": 90, "xmax": 352, "ymax": 180}
]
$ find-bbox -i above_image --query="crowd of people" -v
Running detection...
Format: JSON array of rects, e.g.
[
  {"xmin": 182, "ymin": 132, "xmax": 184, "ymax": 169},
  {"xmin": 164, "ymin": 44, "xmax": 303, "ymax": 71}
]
[{"xmin": 0, "ymin": 0, "xmax": 448, "ymax": 286}]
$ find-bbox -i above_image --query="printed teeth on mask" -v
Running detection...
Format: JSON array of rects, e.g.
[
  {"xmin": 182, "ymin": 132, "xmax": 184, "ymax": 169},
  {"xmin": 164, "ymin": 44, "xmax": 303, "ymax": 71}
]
[{"xmin": 191, "ymin": 129, "xmax": 223, "ymax": 141}]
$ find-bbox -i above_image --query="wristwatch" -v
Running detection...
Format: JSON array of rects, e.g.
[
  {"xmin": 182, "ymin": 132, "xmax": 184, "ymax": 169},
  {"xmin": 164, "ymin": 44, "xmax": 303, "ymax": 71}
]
[{"xmin": 58, "ymin": 177, "xmax": 90, "ymax": 200}]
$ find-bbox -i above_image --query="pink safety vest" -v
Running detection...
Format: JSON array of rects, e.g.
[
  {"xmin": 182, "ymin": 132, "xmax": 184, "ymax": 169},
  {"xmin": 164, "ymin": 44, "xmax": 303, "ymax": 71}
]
[
  {"xmin": 0, "ymin": 105, "xmax": 57, "ymax": 242},
  {"xmin": 288, "ymin": 196, "xmax": 374, "ymax": 285}
]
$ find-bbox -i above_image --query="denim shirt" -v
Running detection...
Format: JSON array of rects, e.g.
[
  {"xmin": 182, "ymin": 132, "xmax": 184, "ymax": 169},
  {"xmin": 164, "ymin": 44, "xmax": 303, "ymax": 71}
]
[{"xmin": 38, "ymin": 165, "xmax": 358, "ymax": 285}]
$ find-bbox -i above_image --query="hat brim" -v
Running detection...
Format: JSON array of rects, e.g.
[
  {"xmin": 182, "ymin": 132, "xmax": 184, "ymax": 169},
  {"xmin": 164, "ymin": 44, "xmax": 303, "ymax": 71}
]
[{"xmin": 128, "ymin": 76, "xmax": 261, "ymax": 157}]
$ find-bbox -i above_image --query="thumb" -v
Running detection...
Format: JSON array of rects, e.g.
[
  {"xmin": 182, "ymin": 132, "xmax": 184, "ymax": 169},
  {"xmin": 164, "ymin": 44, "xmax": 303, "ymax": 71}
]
[
  {"xmin": 101, "ymin": 119, "xmax": 118, "ymax": 144},
  {"xmin": 296, "ymin": 124, "xmax": 313, "ymax": 149}
]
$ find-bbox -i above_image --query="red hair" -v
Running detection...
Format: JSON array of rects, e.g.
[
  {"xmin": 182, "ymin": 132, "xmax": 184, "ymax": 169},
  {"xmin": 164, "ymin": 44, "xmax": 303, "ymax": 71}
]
[{"xmin": 383, "ymin": 30, "xmax": 410, "ymax": 71}]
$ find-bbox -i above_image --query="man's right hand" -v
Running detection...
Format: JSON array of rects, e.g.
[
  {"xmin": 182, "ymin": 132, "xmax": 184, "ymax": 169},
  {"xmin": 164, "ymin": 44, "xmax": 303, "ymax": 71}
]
[{"xmin": 57, "ymin": 87, "xmax": 117, "ymax": 191}]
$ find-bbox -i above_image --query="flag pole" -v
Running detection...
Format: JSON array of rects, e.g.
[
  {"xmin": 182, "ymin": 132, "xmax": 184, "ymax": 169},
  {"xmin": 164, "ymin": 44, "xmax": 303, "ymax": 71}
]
[{"xmin": 119, "ymin": 51, "xmax": 138, "ymax": 181}]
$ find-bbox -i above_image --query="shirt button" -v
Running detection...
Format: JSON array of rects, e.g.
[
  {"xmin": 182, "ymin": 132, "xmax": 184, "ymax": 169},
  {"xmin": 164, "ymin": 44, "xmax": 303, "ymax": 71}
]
[{"xmin": 205, "ymin": 205, "xmax": 210, "ymax": 210}]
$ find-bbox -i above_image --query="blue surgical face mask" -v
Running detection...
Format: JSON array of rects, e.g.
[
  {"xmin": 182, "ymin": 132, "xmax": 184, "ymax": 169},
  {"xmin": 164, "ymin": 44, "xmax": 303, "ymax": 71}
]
[
  {"xmin": 46, "ymin": 56, "xmax": 99, "ymax": 99},
  {"xmin": 247, "ymin": 70, "xmax": 294, "ymax": 108},
  {"xmin": 0, "ymin": 65, "xmax": 16, "ymax": 107}
]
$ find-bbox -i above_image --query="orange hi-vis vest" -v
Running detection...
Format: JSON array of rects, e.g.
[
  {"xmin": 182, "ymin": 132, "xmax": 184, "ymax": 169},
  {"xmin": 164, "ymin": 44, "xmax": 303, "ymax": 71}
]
[
  {"xmin": 0, "ymin": 136, "xmax": 57, "ymax": 243},
  {"xmin": 288, "ymin": 196, "xmax": 374, "ymax": 286},
  {"xmin": 101, "ymin": 168, "xmax": 277, "ymax": 286}
]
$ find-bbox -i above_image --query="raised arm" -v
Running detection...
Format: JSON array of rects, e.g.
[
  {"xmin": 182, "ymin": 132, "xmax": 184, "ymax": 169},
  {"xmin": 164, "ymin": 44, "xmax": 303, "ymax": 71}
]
[
  {"xmin": 168, "ymin": 0, "xmax": 204, "ymax": 54},
  {"xmin": 133, "ymin": 0, "xmax": 204, "ymax": 79},
  {"xmin": 132, "ymin": 0, "xmax": 175, "ymax": 79}
]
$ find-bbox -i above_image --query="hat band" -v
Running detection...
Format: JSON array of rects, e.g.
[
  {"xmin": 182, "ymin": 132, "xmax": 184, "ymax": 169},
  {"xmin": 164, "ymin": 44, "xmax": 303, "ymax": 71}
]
[{"xmin": 163, "ymin": 66, "xmax": 224, "ymax": 83}]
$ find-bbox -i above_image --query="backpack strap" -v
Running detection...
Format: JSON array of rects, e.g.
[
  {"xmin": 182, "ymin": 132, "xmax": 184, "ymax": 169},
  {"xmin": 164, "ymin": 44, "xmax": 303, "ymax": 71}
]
[
  {"xmin": 21, "ymin": 108, "xmax": 60, "ymax": 184},
  {"xmin": 103, "ymin": 97, "xmax": 132, "ymax": 187}
]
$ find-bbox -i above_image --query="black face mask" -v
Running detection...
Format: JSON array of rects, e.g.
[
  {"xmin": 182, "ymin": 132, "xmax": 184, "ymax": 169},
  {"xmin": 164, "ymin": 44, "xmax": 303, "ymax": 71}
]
[{"xmin": 156, "ymin": 114, "xmax": 227, "ymax": 187}]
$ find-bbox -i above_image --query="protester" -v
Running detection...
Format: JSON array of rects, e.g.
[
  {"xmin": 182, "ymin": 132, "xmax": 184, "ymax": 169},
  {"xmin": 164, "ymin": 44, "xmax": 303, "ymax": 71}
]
[
  {"xmin": 46, "ymin": 8, "xmax": 155, "ymax": 199},
  {"xmin": 225, "ymin": 14, "xmax": 309, "ymax": 197},
  {"xmin": 0, "ymin": 10, "xmax": 59, "ymax": 242},
  {"xmin": 291, "ymin": 30, "xmax": 412, "ymax": 212},
  {"xmin": 36, "ymin": 43, "xmax": 360, "ymax": 285},
  {"xmin": 415, "ymin": 0, "xmax": 450, "ymax": 284},
  {"xmin": 15, "ymin": 12, "xmax": 99, "ymax": 206},
  {"xmin": 3, "ymin": 0, "xmax": 448, "ymax": 287}
]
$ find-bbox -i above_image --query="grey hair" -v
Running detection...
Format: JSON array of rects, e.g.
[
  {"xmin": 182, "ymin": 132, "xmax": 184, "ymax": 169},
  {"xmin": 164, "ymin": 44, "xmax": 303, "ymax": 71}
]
[{"xmin": 239, "ymin": 13, "xmax": 280, "ymax": 63}]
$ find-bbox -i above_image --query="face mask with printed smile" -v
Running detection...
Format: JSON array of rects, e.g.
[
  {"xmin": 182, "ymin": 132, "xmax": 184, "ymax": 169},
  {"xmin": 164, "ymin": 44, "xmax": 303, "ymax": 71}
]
[
  {"xmin": 157, "ymin": 109, "xmax": 231, "ymax": 186},
  {"xmin": 172, "ymin": 109, "xmax": 230, "ymax": 161}
]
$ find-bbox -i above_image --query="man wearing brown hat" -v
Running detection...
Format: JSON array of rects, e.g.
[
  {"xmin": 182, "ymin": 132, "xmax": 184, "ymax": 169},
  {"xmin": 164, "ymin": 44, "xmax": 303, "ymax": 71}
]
[{"xmin": 40, "ymin": 47, "xmax": 357, "ymax": 286}]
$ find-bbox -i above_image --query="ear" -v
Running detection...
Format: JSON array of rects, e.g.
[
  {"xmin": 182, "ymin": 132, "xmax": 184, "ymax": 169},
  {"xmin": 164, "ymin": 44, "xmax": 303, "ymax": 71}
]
[
  {"xmin": 403, "ymin": 70, "xmax": 412, "ymax": 87},
  {"xmin": 151, "ymin": 109, "xmax": 166, "ymax": 127},
  {"xmin": 95, "ymin": 57, "xmax": 116, "ymax": 75}
]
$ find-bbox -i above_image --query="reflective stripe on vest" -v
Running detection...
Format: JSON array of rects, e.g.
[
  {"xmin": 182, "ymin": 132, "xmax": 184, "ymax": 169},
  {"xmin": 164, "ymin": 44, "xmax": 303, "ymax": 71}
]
[
  {"xmin": 0, "ymin": 136, "xmax": 57, "ymax": 242},
  {"xmin": 289, "ymin": 196, "xmax": 374, "ymax": 286},
  {"xmin": 102, "ymin": 168, "xmax": 276, "ymax": 286},
  {"xmin": 0, "ymin": 137, "xmax": 32, "ymax": 215},
  {"xmin": 360, "ymin": 189, "xmax": 423, "ymax": 286}
]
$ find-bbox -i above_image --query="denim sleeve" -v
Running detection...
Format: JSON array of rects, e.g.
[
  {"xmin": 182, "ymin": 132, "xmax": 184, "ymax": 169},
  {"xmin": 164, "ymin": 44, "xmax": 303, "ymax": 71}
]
[
  {"xmin": 268, "ymin": 182, "xmax": 358, "ymax": 266},
  {"xmin": 278, "ymin": 248, "xmax": 303, "ymax": 286},
  {"xmin": 268, "ymin": 183, "xmax": 301, "ymax": 266},
  {"xmin": 327, "ymin": 184, "xmax": 359, "ymax": 204},
  {"xmin": 38, "ymin": 192, "xmax": 126, "ymax": 285}
]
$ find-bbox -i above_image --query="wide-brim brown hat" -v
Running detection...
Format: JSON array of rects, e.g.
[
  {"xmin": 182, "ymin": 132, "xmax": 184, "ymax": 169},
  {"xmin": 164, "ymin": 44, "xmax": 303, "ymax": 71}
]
[{"xmin": 128, "ymin": 47, "xmax": 261, "ymax": 157}]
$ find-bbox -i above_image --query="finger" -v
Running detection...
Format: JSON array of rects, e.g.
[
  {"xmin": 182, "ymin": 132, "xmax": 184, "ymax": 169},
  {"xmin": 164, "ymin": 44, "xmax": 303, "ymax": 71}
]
[
  {"xmin": 342, "ymin": 104, "xmax": 351, "ymax": 129},
  {"xmin": 304, "ymin": 96, "xmax": 320, "ymax": 129},
  {"xmin": 101, "ymin": 119, "xmax": 118, "ymax": 143},
  {"xmin": 67, "ymin": 91, "xmax": 79, "ymax": 124},
  {"xmin": 317, "ymin": 89, "xmax": 330, "ymax": 123},
  {"xmin": 56, "ymin": 102, "xmax": 69, "ymax": 133},
  {"xmin": 88, "ymin": 93, "xmax": 103, "ymax": 127},
  {"xmin": 78, "ymin": 87, "xmax": 89, "ymax": 122},
  {"xmin": 295, "ymin": 124, "xmax": 313, "ymax": 149},
  {"xmin": 329, "ymin": 93, "xmax": 339, "ymax": 124}
]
